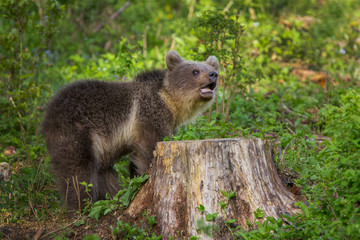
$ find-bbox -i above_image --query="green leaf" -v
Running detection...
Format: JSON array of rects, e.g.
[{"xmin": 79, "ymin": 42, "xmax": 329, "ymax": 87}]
[
  {"xmin": 234, "ymin": 229, "xmax": 249, "ymax": 240},
  {"xmin": 205, "ymin": 212, "xmax": 219, "ymax": 221},
  {"xmin": 226, "ymin": 219, "xmax": 236, "ymax": 224},
  {"xmin": 104, "ymin": 208, "xmax": 112, "ymax": 216},
  {"xmin": 255, "ymin": 221, "xmax": 266, "ymax": 235},
  {"xmin": 266, "ymin": 216, "xmax": 276, "ymax": 224},
  {"xmin": 220, "ymin": 190, "xmax": 229, "ymax": 198},
  {"xmin": 229, "ymin": 191, "xmax": 236, "ymax": 199},
  {"xmin": 295, "ymin": 202, "xmax": 310, "ymax": 219},
  {"xmin": 88, "ymin": 205, "xmax": 103, "ymax": 220},
  {"xmin": 83, "ymin": 235, "xmax": 101, "ymax": 240},
  {"xmin": 73, "ymin": 219, "xmax": 85, "ymax": 227},
  {"xmin": 196, "ymin": 204, "xmax": 205, "ymax": 212},
  {"xmin": 218, "ymin": 201, "xmax": 227, "ymax": 210},
  {"xmin": 253, "ymin": 208, "xmax": 265, "ymax": 219},
  {"xmin": 147, "ymin": 215, "xmax": 157, "ymax": 226},
  {"xmin": 189, "ymin": 236, "xmax": 200, "ymax": 240},
  {"xmin": 246, "ymin": 219, "xmax": 253, "ymax": 228}
]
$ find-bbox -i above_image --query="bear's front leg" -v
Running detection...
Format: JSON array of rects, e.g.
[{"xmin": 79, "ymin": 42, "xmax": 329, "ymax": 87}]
[{"xmin": 130, "ymin": 128, "xmax": 164, "ymax": 178}]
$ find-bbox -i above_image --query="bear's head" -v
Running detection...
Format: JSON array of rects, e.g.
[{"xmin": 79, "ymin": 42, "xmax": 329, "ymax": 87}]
[{"xmin": 165, "ymin": 50, "xmax": 219, "ymax": 101}]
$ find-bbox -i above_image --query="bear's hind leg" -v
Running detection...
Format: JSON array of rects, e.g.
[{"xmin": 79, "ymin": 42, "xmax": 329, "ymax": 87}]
[
  {"xmin": 97, "ymin": 167, "xmax": 120, "ymax": 199},
  {"xmin": 51, "ymin": 161, "xmax": 98, "ymax": 210}
]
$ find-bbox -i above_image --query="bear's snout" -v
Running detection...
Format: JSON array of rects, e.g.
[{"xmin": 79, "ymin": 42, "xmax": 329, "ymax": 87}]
[{"xmin": 208, "ymin": 71, "xmax": 218, "ymax": 82}]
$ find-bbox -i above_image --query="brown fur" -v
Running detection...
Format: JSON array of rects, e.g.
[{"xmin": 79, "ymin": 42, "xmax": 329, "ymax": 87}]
[{"xmin": 42, "ymin": 51, "xmax": 219, "ymax": 208}]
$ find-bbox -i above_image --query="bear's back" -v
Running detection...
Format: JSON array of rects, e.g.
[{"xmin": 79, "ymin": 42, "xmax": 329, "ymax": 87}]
[
  {"xmin": 134, "ymin": 69, "xmax": 166, "ymax": 90},
  {"xmin": 42, "ymin": 80, "xmax": 135, "ymax": 134}
]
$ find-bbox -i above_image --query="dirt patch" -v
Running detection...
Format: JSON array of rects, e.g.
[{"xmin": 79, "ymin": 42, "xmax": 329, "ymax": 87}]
[
  {"xmin": 1, "ymin": 208, "xmax": 124, "ymax": 240},
  {"xmin": 277, "ymin": 167, "xmax": 306, "ymax": 203},
  {"xmin": 1, "ymin": 224, "xmax": 38, "ymax": 240}
]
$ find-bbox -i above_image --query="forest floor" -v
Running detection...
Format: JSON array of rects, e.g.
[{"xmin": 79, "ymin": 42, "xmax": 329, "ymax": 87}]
[{"xmin": 1, "ymin": 163, "xmax": 304, "ymax": 240}]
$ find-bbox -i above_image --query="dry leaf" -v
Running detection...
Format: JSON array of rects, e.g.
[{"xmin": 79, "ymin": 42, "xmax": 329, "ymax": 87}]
[{"xmin": 4, "ymin": 146, "xmax": 16, "ymax": 156}]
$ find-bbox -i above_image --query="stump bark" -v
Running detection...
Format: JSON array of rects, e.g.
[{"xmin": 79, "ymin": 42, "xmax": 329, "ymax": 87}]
[{"xmin": 121, "ymin": 138, "xmax": 299, "ymax": 239}]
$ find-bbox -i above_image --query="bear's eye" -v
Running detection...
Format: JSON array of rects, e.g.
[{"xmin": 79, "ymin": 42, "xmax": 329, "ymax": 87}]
[{"xmin": 192, "ymin": 70, "xmax": 199, "ymax": 76}]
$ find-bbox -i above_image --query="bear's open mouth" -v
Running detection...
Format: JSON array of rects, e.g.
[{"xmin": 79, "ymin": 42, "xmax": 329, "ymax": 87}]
[{"xmin": 200, "ymin": 82, "xmax": 217, "ymax": 98}]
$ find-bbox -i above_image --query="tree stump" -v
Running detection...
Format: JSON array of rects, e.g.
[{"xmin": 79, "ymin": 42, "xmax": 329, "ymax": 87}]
[{"xmin": 121, "ymin": 138, "xmax": 299, "ymax": 239}]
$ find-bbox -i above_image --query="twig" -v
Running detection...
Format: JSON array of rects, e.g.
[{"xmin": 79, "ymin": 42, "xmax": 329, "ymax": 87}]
[
  {"xmin": 282, "ymin": 102, "xmax": 307, "ymax": 118},
  {"xmin": 64, "ymin": 178, "xmax": 69, "ymax": 210},
  {"xmin": 110, "ymin": 1, "xmax": 130, "ymax": 20},
  {"xmin": 93, "ymin": 1, "xmax": 130, "ymax": 32},
  {"xmin": 44, "ymin": 195, "xmax": 55, "ymax": 219},
  {"xmin": 28, "ymin": 196, "xmax": 43, "ymax": 229},
  {"xmin": 279, "ymin": 136, "xmax": 296, "ymax": 166},
  {"xmin": 223, "ymin": 0, "xmax": 234, "ymax": 12},
  {"xmin": 75, "ymin": 17, "xmax": 85, "ymax": 30},
  {"xmin": 143, "ymin": 26, "xmax": 148, "ymax": 57},
  {"xmin": 187, "ymin": 0, "xmax": 195, "ymax": 19},
  {"xmin": 41, "ymin": 221, "xmax": 75, "ymax": 239},
  {"xmin": 285, "ymin": 124, "xmax": 296, "ymax": 134},
  {"xmin": 9, "ymin": 97, "xmax": 27, "ymax": 146},
  {"xmin": 170, "ymin": 34, "xmax": 176, "ymax": 50},
  {"xmin": 33, "ymin": 227, "xmax": 45, "ymax": 240},
  {"xmin": 72, "ymin": 175, "xmax": 81, "ymax": 213}
]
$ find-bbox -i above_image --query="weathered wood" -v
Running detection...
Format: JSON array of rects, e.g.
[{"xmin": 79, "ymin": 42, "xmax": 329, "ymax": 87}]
[
  {"xmin": 0, "ymin": 162, "xmax": 11, "ymax": 181},
  {"xmin": 121, "ymin": 138, "xmax": 299, "ymax": 239}
]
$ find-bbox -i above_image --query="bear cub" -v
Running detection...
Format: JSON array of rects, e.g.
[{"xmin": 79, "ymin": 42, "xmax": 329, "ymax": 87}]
[{"xmin": 42, "ymin": 50, "xmax": 219, "ymax": 208}]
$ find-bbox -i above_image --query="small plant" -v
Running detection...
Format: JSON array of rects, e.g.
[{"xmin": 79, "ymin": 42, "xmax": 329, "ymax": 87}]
[
  {"xmin": 143, "ymin": 210, "xmax": 158, "ymax": 233},
  {"xmin": 0, "ymin": 155, "xmax": 60, "ymax": 224},
  {"xmin": 79, "ymin": 181, "xmax": 93, "ymax": 214},
  {"xmin": 189, "ymin": 235, "xmax": 201, "ymax": 240},
  {"xmin": 111, "ymin": 216, "xmax": 163, "ymax": 240},
  {"xmin": 194, "ymin": 191, "xmax": 317, "ymax": 239},
  {"xmin": 167, "ymin": 117, "xmax": 244, "ymax": 141},
  {"xmin": 82, "ymin": 234, "xmax": 101, "ymax": 240},
  {"xmin": 195, "ymin": 190, "xmax": 237, "ymax": 238},
  {"xmin": 192, "ymin": 10, "xmax": 260, "ymax": 122},
  {"xmin": 88, "ymin": 174, "xmax": 149, "ymax": 220}
]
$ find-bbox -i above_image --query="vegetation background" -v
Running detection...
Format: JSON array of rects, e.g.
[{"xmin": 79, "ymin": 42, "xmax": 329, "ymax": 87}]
[{"xmin": 0, "ymin": 0, "xmax": 360, "ymax": 239}]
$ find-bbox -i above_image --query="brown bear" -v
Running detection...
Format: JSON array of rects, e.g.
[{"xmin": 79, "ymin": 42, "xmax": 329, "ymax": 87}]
[{"xmin": 42, "ymin": 50, "xmax": 219, "ymax": 209}]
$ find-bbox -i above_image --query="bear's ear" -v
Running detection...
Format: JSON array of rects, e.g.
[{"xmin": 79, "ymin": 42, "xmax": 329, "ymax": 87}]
[
  {"xmin": 166, "ymin": 50, "xmax": 184, "ymax": 71},
  {"xmin": 205, "ymin": 56, "xmax": 219, "ymax": 72}
]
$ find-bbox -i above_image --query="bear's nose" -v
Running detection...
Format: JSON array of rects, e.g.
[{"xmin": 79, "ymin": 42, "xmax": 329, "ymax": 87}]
[{"xmin": 208, "ymin": 71, "xmax": 218, "ymax": 82}]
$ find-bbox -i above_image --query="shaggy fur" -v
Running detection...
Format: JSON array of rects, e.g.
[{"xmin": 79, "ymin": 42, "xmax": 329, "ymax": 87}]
[{"xmin": 42, "ymin": 51, "xmax": 219, "ymax": 209}]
